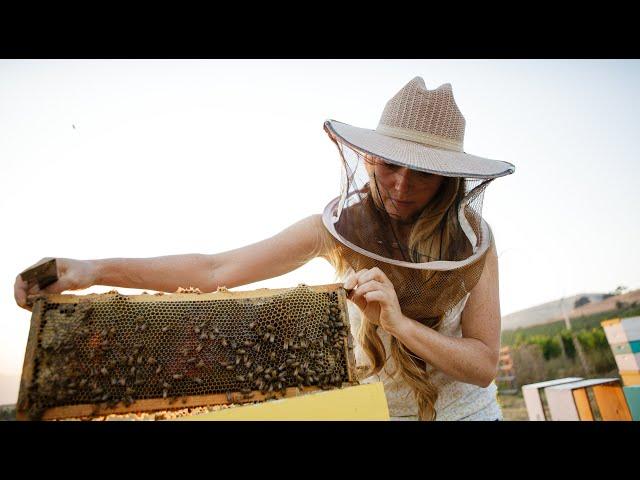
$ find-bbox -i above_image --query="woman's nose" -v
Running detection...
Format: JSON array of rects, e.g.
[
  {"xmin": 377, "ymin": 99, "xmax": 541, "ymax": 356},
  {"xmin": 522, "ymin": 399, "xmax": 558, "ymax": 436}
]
[{"xmin": 394, "ymin": 168, "xmax": 411, "ymax": 193}]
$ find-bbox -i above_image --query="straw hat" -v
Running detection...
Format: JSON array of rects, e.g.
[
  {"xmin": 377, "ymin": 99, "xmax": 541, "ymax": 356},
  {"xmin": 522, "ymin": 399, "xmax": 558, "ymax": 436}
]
[{"xmin": 325, "ymin": 76, "xmax": 515, "ymax": 179}]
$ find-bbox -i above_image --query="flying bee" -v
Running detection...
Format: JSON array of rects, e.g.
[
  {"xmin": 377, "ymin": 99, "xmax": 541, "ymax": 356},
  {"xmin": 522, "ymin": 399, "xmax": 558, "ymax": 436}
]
[
  {"xmin": 172, "ymin": 374, "xmax": 183, "ymax": 380},
  {"xmin": 194, "ymin": 327, "xmax": 200, "ymax": 334},
  {"xmin": 236, "ymin": 375, "xmax": 245, "ymax": 382},
  {"xmin": 161, "ymin": 326, "xmax": 169, "ymax": 333},
  {"xmin": 147, "ymin": 357, "xmax": 156, "ymax": 365},
  {"xmin": 193, "ymin": 377, "xmax": 203, "ymax": 385},
  {"xmin": 155, "ymin": 366, "xmax": 162, "ymax": 374},
  {"xmin": 248, "ymin": 322, "xmax": 256, "ymax": 330},
  {"xmin": 187, "ymin": 357, "xmax": 196, "ymax": 364}
]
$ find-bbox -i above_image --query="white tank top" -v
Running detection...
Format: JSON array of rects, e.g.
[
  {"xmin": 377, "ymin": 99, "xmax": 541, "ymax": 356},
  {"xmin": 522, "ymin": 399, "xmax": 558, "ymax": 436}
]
[{"xmin": 347, "ymin": 291, "xmax": 503, "ymax": 421}]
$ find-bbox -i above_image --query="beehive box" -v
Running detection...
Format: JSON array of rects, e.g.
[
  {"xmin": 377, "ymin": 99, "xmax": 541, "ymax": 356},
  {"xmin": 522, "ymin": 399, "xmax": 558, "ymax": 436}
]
[{"xmin": 17, "ymin": 283, "xmax": 357, "ymax": 421}]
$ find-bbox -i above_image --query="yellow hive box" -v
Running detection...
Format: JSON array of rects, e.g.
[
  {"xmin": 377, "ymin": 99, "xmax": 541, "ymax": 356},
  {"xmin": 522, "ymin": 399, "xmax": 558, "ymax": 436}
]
[{"xmin": 176, "ymin": 382, "xmax": 389, "ymax": 420}]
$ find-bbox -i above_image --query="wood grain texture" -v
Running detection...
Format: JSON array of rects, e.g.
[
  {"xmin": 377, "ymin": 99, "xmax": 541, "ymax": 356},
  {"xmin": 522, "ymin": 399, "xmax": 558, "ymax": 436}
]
[
  {"xmin": 592, "ymin": 385, "xmax": 632, "ymax": 421},
  {"xmin": 572, "ymin": 388, "xmax": 594, "ymax": 421}
]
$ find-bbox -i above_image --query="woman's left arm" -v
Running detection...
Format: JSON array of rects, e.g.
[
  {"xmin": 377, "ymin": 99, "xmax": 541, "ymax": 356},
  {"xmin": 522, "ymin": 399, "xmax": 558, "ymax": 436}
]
[{"xmin": 391, "ymin": 241, "xmax": 501, "ymax": 387}]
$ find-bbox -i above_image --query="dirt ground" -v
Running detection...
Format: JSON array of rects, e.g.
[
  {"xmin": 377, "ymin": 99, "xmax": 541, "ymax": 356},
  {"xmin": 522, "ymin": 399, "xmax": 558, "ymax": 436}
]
[{"xmin": 497, "ymin": 393, "xmax": 529, "ymax": 421}]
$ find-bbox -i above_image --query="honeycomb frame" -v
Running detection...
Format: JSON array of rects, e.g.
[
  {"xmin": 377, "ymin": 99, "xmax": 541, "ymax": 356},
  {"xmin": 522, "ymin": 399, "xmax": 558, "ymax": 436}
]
[{"xmin": 17, "ymin": 283, "xmax": 357, "ymax": 420}]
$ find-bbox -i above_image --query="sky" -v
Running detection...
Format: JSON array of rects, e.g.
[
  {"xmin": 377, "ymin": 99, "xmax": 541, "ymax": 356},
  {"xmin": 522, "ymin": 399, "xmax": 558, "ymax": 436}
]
[{"xmin": 1, "ymin": 59, "xmax": 639, "ymax": 400}]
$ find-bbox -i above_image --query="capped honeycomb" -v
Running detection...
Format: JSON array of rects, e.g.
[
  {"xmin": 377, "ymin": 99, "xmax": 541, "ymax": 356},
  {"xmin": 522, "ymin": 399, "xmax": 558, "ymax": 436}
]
[{"xmin": 17, "ymin": 283, "xmax": 356, "ymax": 420}]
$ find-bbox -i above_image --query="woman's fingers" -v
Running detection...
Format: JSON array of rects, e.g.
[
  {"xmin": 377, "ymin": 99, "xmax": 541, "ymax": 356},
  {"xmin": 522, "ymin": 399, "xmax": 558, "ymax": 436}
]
[{"xmin": 356, "ymin": 267, "xmax": 389, "ymax": 287}]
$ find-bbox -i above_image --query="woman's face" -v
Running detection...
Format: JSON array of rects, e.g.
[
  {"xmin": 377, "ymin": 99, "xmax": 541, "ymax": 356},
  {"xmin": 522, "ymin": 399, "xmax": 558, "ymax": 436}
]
[{"xmin": 365, "ymin": 155, "xmax": 445, "ymax": 222}]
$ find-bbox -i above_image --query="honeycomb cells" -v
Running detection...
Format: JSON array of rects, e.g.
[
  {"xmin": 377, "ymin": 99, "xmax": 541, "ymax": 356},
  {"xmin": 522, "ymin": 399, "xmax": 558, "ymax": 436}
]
[{"xmin": 25, "ymin": 285, "xmax": 353, "ymax": 419}]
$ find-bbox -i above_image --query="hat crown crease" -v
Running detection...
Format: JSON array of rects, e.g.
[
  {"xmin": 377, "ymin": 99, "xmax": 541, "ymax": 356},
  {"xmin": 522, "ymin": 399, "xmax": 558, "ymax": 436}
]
[{"xmin": 376, "ymin": 77, "xmax": 466, "ymax": 152}]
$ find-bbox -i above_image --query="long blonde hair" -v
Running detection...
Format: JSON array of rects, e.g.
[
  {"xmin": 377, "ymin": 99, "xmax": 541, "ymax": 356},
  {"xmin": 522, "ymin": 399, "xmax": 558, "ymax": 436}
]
[{"xmin": 315, "ymin": 175, "xmax": 468, "ymax": 420}]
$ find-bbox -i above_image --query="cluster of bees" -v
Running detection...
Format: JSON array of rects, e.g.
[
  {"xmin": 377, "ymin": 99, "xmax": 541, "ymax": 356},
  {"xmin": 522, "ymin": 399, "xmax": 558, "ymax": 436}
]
[{"xmin": 23, "ymin": 288, "xmax": 351, "ymax": 420}]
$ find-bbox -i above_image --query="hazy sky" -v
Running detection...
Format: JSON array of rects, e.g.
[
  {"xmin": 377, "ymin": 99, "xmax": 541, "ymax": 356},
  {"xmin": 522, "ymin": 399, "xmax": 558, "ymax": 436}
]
[{"xmin": 1, "ymin": 59, "xmax": 639, "ymax": 386}]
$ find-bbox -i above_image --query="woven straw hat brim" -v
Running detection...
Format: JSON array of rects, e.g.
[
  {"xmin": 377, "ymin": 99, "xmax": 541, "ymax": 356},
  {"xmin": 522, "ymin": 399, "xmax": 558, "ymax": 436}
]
[{"xmin": 327, "ymin": 119, "xmax": 515, "ymax": 179}]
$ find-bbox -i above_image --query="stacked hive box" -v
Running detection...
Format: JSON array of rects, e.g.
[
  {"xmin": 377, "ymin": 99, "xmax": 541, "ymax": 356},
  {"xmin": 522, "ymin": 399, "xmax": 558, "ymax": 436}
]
[{"xmin": 601, "ymin": 316, "xmax": 640, "ymax": 420}]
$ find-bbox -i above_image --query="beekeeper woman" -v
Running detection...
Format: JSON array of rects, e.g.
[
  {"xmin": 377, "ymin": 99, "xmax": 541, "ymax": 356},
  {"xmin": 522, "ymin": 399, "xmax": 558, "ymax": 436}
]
[{"xmin": 15, "ymin": 77, "xmax": 514, "ymax": 420}]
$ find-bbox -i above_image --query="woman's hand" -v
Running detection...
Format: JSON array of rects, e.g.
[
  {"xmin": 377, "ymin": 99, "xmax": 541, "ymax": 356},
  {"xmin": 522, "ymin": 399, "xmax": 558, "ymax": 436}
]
[
  {"xmin": 343, "ymin": 267, "xmax": 409, "ymax": 336},
  {"xmin": 14, "ymin": 258, "xmax": 98, "ymax": 312}
]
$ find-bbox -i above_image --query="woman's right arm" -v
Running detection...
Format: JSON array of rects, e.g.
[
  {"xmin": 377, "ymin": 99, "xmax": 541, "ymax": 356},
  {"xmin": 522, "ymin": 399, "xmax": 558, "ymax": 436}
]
[{"xmin": 14, "ymin": 214, "xmax": 327, "ymax": 311}]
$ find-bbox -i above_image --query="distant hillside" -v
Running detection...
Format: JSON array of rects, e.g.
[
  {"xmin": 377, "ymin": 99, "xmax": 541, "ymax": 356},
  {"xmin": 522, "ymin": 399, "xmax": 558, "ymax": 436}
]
[
  {"xmin": 502, "ymin": 293, "xmax": 608, "ymax": 331},
  {"xmin": 548, "ymin": 289, "xmax": 640, "ymax": 321}
]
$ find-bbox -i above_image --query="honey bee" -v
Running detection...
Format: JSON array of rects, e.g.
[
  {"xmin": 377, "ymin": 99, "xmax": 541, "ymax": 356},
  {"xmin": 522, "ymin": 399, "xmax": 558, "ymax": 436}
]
[
  {"xmin": 193, "ymin": 377, "xmax": 203, "ymax": 385},
  {"xmin": 172, "ymin": 374, "xmax": 183, "ymax": 380}
]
